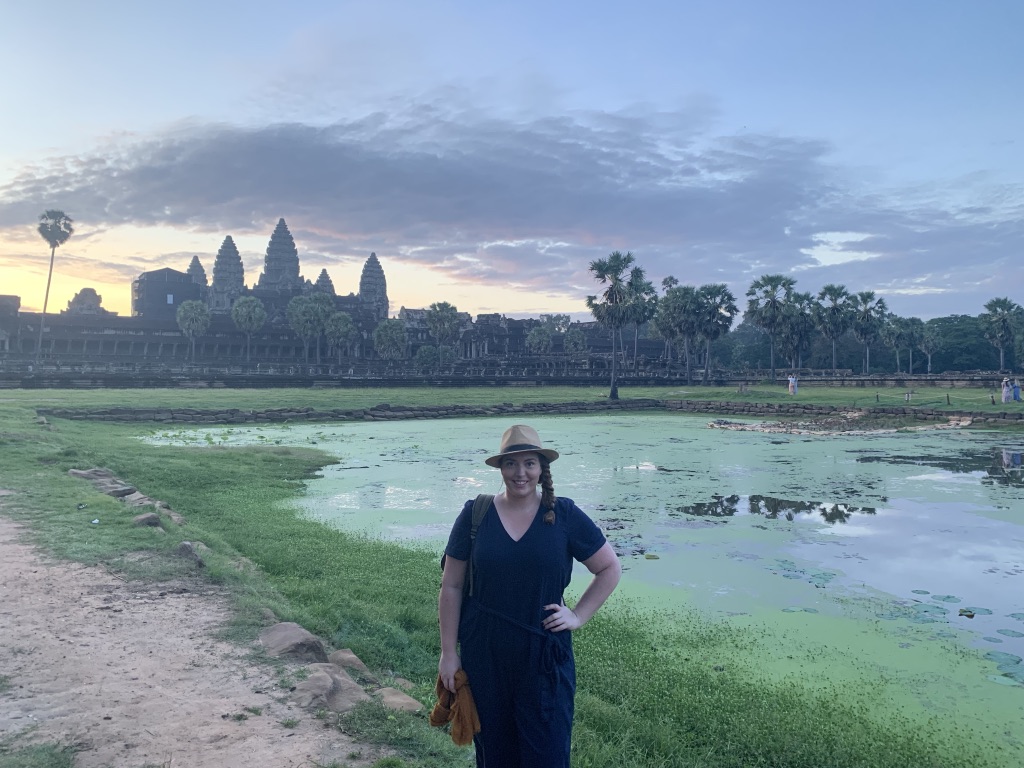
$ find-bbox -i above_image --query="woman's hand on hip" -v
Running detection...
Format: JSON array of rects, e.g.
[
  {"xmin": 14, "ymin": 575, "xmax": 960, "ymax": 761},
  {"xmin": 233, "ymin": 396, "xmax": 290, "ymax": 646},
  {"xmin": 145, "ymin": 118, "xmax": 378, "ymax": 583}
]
[{"xmin": 542, "ymin": 603, "xmax": 581, "ymax": 633}]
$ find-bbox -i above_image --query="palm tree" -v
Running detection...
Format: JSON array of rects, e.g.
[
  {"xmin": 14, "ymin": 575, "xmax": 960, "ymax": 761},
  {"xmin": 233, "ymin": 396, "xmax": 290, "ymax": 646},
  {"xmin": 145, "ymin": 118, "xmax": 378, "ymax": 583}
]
[
  {"xmin": 624, "ymin": 266, "xmax": 657, "ymax": 372},
  {"xmin": 880, "ymin": 314, "xmax": 909, "ymax": 373},
  {"xmin": 654, "ymin": 284, "xmax": 702, "ymax": 384},
  {"xmin": 812, "ymin": 284, "xmax": 853, "ymax": 373},
  {"xmin": 308, "ymin": 293, "xmax": 335, "ymax": 365},
  {"xmin": 696, "ymin": 283, "xmax": 738, "ymax": 382},
  {"xmin": 175, "ymin": 300, "xmax": 211, "ymax": 362},
  {"xmin": 585, "ymin": 251, "xmax": 636, "ymax": 399},
  {"xmin": 919, "ymin": 320, "xmax": 943, "ymax": 374},
  {"xmin": 744, "ymin": 274, "xmax": 795, "ymax": 382},
  {"xmin": 982, "ymin": 297, "xmax": 1023, "ymax": 371},
  {"xmin": 850, "ymin": 291, "xmax": 888, "ymax": 374},
  {"xmin": 230, "ymin": 296, "xmax": 267, "ymax": 363},
  {"xmin": 903, "ymin": 317, "xmax": 925, "ymax": 375},
  {"xmin": 425, "ymin": 302, "xmax": 462, "ymax": 352},
  {"xmin": 286, "ymin": 296, "xmax": 319, "ymax": 363},
  {"xmin": 325, "ymin": 311, "xmax": 359, "ymax": 364},
  {"xmin": 373, "ymin": 319, "xmax": 407, "ymax": 360},
  {"xmin": 778, "ymin": 291, "xmax": 816, "ymax": 369},
  {"xmin": 35, "ymin": 210, "xmax": 74, "ymax": 361}
]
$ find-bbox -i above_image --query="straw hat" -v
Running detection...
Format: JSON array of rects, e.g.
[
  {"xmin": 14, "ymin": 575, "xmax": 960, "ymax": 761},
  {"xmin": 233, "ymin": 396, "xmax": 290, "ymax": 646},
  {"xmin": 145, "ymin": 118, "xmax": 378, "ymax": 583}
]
[{"xmin": 485, "ymin": 424, "xmax": 559, "ymax": 467}]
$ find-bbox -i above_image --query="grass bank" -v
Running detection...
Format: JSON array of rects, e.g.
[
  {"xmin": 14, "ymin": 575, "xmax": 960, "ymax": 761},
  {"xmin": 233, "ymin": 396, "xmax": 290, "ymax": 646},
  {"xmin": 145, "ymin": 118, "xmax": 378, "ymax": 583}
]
[{"xmin": 0, "ymin": 387, "xmax": 1016, "ymax": 768}]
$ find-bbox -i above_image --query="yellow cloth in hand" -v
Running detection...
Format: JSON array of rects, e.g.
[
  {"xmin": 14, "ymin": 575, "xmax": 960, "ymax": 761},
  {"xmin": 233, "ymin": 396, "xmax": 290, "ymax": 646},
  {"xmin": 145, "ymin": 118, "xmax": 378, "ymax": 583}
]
[{"xmin": 429, "ymin": 668, "xmax": 481, "ymax": 746}]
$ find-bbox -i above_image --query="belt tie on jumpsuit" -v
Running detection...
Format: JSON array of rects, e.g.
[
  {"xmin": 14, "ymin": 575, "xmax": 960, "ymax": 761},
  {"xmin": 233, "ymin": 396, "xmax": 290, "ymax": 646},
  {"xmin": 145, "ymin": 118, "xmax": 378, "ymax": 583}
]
[{"xmin": 468, "ymin": 598, "xmax": 570, "ymax": 678}]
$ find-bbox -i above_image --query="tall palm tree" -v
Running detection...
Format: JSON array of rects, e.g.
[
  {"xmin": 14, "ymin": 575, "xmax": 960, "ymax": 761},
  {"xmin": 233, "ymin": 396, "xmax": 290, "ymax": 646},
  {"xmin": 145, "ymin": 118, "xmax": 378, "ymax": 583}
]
[
  {"xmin": 326, "ymin": 311, "xmax": 359, "ymax": 364},
  {"xmin": 850, "ymin": 291, "xmax": 888, "ymax": 374},
  {"xmin": 176, "ymin": 300, "xmax": 211, "ymax": 362},
  {"xmin": 654, "ymin": 284, "xmax": 701, "ymax": 384},
  {"xmin": 880, "ymin": 314, "xmax": 909, "ymax": 373},
  {"xmin": 586, "ymin": 251, "xmax": 635, "ymax": 399},
  {"xmin": 982, "ymin": 297, "xmax": 1023, "ymax": 371},
  {"xmin": 696, "ymin": 284, "xmax": 738, "ymax": 382},
  {"xmin": 625, "ymin": 266, "xmax": 657, "ymax": 372},
  {"xmin": 812, "ymin": 284, "xmax": 853, "ymax": 373},
  {"xmin": 35, "ymin": 210, "xmax": 74, "ymax": 361},
  {"xmin": 425, "ymin": 301, "xmax": 462, "ymax": 351},
  {"xmin": 230, "ymin": 296, "xmax": 267, "ymax": 363},
  {"xmin": 286, "ymin": 296, "xmax": 319, "ymax": 363},
  {"xmin": 778, "ymin": 291, "xmax": 816, "ymax": 369},
  {"xmin": 744, "ymin": 274, "xmax": 795, "ymax": 382},
  {"xmin": 903, "ymin": 317, "xmax": 925, "ymax": 375},
  {"xmin": 918, "ymin": 320, "xmax": 943, "ymax": 374}
]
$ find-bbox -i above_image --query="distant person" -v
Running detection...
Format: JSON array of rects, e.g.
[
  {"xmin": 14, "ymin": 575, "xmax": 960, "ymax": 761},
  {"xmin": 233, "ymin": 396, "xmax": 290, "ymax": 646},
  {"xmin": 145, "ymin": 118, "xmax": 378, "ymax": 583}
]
[
  {"xmin": 438, "ymin": 424, "xmax": 621, "ymax": 767},
  {"xmin": 1002, "ymin": 378, "xmax": 1012, "ymax": 404},
  {"xmin": 787, "ymin": 374, "xmax": 796, "ymax": 395},
  {"xmin": 1014, "ymin": 379, "xmax": 1021, "ymax": 402}
]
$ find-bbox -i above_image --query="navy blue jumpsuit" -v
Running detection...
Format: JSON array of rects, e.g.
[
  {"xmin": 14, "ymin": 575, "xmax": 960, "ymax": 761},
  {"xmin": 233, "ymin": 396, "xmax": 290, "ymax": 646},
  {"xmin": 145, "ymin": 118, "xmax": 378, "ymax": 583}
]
[{"xmin": 444, "ymin": 496, "xmax": 606, "ymax": 768}]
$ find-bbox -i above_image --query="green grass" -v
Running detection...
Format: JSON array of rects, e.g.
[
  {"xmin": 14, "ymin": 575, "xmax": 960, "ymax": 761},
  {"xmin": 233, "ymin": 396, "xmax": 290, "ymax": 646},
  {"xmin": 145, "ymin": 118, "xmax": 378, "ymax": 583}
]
[
  {"xmin": 0, "ymin": 741, "xmax": 74, "ymax": 768},
  {"xmin": 0, "ymin": 387, "xmax": 1017, "ymax": 768}
]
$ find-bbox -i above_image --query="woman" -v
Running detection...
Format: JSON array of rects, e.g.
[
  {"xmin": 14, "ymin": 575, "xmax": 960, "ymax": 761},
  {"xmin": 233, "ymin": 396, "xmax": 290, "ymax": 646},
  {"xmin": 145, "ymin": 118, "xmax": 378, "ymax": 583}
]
[{"xmin": 438, "ymin": 424, "xmax": 621, "ymax": 767}]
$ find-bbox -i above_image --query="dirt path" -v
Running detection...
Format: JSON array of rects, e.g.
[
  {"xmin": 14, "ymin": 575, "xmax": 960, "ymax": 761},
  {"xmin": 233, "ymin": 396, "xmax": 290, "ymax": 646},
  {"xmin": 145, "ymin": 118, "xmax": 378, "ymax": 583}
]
[{"xmin": 0, "ymin": 513, "xmax": 375, "ymax": 768}]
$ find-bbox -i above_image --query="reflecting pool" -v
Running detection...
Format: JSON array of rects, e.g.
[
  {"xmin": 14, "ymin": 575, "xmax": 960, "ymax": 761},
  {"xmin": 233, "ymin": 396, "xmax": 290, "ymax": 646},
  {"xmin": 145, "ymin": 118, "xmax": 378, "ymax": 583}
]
[{"xmin": 149, "ymin": 412, "xmax": 1024, "ymax": 753}]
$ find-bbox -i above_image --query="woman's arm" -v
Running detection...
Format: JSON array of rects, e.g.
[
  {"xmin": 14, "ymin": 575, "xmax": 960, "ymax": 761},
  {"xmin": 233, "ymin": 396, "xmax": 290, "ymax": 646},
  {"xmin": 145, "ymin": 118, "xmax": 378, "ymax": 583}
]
[
  {"xmin": 438, "ymin": 556, "xmax": 467, "ymax": 693},
  {"xmin": 542, "ymin": 541, "xmax": 621, "ymax": 632}
]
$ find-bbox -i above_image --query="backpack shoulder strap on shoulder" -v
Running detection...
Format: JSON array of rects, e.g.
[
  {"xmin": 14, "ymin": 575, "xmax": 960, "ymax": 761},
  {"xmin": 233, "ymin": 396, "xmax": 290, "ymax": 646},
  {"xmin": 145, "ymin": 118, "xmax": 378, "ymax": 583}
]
[
  {"xmin": 470, "ymin": 494, "xmax": 494, "ymax": 535},
  {"xmin": 465, "ymin": 494, "xmax": 493, "ymax": 599}
]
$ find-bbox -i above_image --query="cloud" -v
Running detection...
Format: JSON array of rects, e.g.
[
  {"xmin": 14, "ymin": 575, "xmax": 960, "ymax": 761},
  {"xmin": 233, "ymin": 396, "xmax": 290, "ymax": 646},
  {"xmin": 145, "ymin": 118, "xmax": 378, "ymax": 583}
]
[{"xmin": 0, "ymin": 100, "xmax": 1020, "ymax": 319}]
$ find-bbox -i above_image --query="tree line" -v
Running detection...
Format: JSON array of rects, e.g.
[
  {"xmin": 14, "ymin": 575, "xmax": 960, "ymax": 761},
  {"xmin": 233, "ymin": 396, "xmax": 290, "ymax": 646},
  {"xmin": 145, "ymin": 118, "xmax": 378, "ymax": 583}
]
[
  {"xmin": 31, "ymin": 210, "xmax": 1023, "ymax": 383},
  {"xmin": 582, "ymin": 251, "xmax": 1023, "ymax": 398}
]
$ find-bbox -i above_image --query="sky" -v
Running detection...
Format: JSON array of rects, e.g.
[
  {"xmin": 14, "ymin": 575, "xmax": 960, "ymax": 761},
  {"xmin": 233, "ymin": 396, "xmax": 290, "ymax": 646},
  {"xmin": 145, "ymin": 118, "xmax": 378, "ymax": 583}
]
[{"xmin": 0, "ymin": 0, "xmax": 1021, "ymax": 321}]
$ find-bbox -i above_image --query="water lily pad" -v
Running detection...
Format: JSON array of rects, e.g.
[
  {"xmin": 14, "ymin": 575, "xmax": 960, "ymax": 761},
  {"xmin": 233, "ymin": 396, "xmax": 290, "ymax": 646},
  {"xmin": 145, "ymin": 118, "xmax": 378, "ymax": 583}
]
[
  {"xmin": 803, "ymin": 607, "xmax": 819, "ymax": 614},
  {"xmin": 983, "ymin": 636, "xmax": 1004, "ymax": 643},
  {"xmin": 914, "ymin": 603, "xmax": 948, "ymax": 615},
  {"xmin": 987, "ymin": 675, "xmax": 1021, "ymax": 687},
  {"xmin": 782, "ymin": 607, "xmax": 803, "ymax": 613},
  {"xmin": 1009, "ymin": 613, "xmax": 1024, "ymax": 622},
  {"xmin": 934, "ymin": 630, "xmax": 957, "ymax": 639},
  {"xmin": 960, "ymin": 607, "xmax": 993, "ymax": 616},
  {"xmin": 875, "ymin": 612, "xmax": 900, "ymax": 620},
  {"xmin": 984, "ymin": 651, "xmax": 1021, "ymax": 665},
  {"xmin": 930, "ymin": 594, "xmax": 961, "ymax": 603},
  {"xmin": 996, "ymin": 629, "xmax": 1024, "ymax": 638},
  {"xmin": 911, "ymin": 589, "xmax": 930, "ymax": 595},
  {"xmin": 782, "ymin": 573, "xmax": 803, "ymax": 579},
  {"xmin": 910, "ymin": 617, "xmax": 939, "ymax": 624},
  {"xmin": 644, "ymin": 553, "xmax": 660, "ymax": 560}
]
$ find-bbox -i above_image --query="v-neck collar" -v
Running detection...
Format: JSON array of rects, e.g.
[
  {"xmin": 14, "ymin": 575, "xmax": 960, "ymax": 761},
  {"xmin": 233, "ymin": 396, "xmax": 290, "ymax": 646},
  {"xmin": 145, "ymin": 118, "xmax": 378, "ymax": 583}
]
[{"xmin": 496, "ymin": 502, "xmax": 540, "ymax": 543}]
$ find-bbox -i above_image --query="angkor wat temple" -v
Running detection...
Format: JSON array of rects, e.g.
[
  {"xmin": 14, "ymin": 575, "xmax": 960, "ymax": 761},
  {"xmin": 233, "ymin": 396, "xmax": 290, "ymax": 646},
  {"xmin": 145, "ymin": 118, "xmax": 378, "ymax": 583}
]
[{"xmin": 0, "ymin": 218, "xmax": 566, "ymax": 367}]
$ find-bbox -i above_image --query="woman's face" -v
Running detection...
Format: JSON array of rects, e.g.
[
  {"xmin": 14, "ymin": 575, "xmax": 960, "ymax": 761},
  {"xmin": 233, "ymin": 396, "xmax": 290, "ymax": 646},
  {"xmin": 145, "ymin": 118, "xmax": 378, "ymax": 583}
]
[{"xmin": 500, "ymin": 452, "xmax": 542, "ymax": 499}]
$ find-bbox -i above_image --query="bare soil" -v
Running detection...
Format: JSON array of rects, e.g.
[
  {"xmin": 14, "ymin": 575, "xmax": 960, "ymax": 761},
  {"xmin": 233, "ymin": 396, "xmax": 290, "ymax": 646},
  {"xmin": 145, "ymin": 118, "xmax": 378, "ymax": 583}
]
[{"xmin": 0, "ymin": 513, "xmax": 376, "ymax": 768}]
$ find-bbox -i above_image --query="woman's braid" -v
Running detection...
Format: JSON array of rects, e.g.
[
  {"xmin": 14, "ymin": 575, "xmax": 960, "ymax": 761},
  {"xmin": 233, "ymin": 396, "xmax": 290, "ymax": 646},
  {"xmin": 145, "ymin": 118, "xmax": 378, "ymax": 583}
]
[{"xmin": 540, "ymin": 458, "xmax": 557, "ymax": 524}]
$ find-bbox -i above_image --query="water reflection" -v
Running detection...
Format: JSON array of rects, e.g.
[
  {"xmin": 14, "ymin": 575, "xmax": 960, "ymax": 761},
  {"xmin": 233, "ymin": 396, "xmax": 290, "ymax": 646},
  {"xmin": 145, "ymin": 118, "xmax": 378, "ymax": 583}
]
[
  {"xmin": 857, "ymin": 446, "xmax": 1024, "ymax": 487},
  {"xmin": 672, "ymin": 494, "xmax": 876, "ymax": 524}
]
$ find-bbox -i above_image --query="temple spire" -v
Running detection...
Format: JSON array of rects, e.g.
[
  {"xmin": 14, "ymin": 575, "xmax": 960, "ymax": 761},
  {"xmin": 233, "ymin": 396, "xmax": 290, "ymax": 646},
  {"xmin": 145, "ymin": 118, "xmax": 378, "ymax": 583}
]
[
  {"xmin": 209, "ymin": 236, "xmax": 245, "ymax": 312},
  {"xmin": 358, "ymin": 252, "xmax": 388, "ymax": 321},
  {"xmin": 257, "ymin": 218, "xmax": 302, "ymax": 289}
]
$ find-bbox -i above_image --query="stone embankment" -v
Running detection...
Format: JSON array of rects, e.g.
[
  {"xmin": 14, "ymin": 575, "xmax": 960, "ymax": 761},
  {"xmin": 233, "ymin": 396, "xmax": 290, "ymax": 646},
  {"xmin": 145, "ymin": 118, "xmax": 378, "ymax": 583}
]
[{"xmin": 37, "ymin": 398, "xmax": 1024, "ymax": 426}]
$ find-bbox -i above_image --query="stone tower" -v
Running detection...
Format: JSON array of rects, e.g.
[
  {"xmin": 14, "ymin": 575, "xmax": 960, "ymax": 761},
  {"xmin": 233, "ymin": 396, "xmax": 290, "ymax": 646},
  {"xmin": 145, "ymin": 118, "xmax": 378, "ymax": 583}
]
[
  {"xmin": 358, "ymin": 252, "xmax": 389, "ymax": 321},
  {"xmin": 314, "ymin": 269, "xmax": 336, "ymax": 295},
  {"xmin": 257, "ymin": 218, "xmax": 302, "ymax": 290},
  {"xmin": 187, "ymin": 255, "xmax": 208, "ymax": 287},
  {"xmin": 209, "ymin": 236, "xmax": 246, "ymax": 313}
]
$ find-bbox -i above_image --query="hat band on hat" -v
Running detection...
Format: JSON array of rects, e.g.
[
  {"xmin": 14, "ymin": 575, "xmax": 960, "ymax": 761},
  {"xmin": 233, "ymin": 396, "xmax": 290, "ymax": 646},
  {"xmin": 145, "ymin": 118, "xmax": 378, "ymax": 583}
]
[{"xmin": 502, "ymin": 443, "xmax": 542, "ymax": 453}]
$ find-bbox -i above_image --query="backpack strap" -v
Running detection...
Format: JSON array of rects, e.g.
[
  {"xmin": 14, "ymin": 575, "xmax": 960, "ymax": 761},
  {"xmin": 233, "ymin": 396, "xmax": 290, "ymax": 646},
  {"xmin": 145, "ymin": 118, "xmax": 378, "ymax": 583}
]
[{"xmin": 465, "ymin": 494, "xmax": 494, "ymax": 598}]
